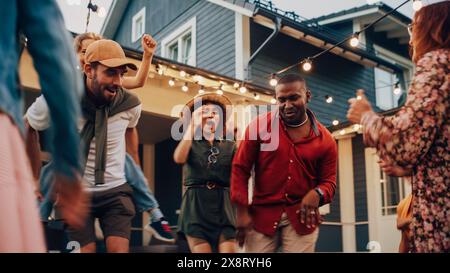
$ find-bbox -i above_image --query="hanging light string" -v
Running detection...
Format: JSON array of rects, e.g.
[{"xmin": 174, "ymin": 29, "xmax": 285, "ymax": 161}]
[
  {"xmin": 85, "ymin": 0, "xmax": 106, "ymax": 32},
  {"xmin": 273, "ymin": 0, "xmax": 411, "ymax": 76},
  {"xmin": 85, "ymin": 0, "xmax": 93, "ymax": 32}
]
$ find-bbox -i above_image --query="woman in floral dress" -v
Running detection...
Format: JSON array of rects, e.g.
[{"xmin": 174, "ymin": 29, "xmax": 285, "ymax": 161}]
[{"xmin": 347, "ymin": 1, "xmax": 449, "ymax": 252}]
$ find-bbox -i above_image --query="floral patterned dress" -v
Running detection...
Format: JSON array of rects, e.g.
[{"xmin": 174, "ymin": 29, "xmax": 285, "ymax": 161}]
[{"xmin": 361, "ymin": 49, "xmax": 449, "ymax": 252}]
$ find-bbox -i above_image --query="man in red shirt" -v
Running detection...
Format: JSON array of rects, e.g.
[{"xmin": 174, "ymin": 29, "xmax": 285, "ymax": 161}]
[{"xmin": 231, "ymin": 74, "xmax": 337, "ymax": 252}]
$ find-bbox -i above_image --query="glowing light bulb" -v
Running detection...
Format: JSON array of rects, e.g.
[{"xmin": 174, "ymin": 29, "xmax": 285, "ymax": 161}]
[
  {"xmin": 325, "ymin": 95, "xmax": 333, "ymax": 104},
  {"xmin": 180, "ymin": 70, "xmax": 187, "ymax": 77},
  {"xmin": 254, "ymin": 94, "xmax": 260, "ymax": 100},
  {"xmin": 216, "ymin": 90, "xmax": 223, "ymax": 95},
  {"xmin": 339, "ymin": 129, "xmax": 346, "ymax": 135},
  {"xmin": 302, "ymin": 60, "xmax": 312, "ymax": 72},
  {"xmin": 332, "ymin": 120, "xmax": 339, "ymax": 126},
  {"xmin": 233, "ymin": 82, "xmax": 240, "ymax": 89},
  {"xmin": 239, "ymin": 86, "xmax": 247, "ymax": 94},
  {"xmin": 198, "ymin": 87, "xmax": 205, "ymax": 94},
  {"xmin": 269, "ymin": 74, "xmax": 278, "ymax": 87},
  {"xmin": 182, "ymin": 83, "xmax": 188, "ymax": 92},
  {"xmin": 350, "ymin": 36, "xmax": 360, "ymax": 47},
  {"xmin": 168, "ymin": 79, "xmax": 175, "ymax": 86},
  {"xmin": 270, "ymin": 98, "xmax": 277, "ymax": 104},
  {"xmin": 393, "ymin": 84, "xmax": 401, "ymax": 95}
]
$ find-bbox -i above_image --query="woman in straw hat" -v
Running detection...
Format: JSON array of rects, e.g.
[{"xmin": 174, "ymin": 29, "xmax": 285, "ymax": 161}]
[{"xmin": 174, "ymin": 92, "xmax": 237, "ymax": 253}]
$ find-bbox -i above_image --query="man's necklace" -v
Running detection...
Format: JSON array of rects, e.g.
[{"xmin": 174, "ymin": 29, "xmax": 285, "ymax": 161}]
[{"xmin": 285, "ymin": 115, "xmax": 308, "ymax": 128}]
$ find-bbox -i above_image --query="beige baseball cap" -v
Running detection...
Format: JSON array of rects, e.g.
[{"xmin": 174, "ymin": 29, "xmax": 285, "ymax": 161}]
[{"xmin": 85, "ymin": 39, "xmax": 137, "ymax": 70}]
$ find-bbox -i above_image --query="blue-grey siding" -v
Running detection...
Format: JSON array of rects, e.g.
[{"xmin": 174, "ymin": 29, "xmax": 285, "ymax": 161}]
[
  {"xmin": 114, "ymin": 0, "xmax": 199, "ymax": 49},
  {"xmin": 322, "ymin": 21, "xmax": 354, "ymax": 40},
  {"xmin": 316, "ymin": 225, "xmax": 343, "ymax": 252},
  {"xmin": 250, "ymin": 22, "xmax": 376, "ymax": 127},
  {"xmin": 365, "ymin": 28, "xmax": 410, "ymax": 59},
  {"xmin": 356, "ymin": 224, "xmax": 369, "ymax": 252},
  {"xmin": 114, "ymin": 0, "xmax": 236, "ymax": 78},
  {"xmin": 352, "ymin": 134, "xmax": 368, "ymax": 222}
]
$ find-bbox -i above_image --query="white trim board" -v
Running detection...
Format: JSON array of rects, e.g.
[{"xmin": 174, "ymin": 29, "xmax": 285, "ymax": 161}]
[
  {"xmin": 206, "ymin": 0, "xmax": 254, "ymax": 17},
  {"xmin": 161, "ymin": 17, "xmax": 197, "ymax": 66},
  {"xmin": 317, "ymin": 8, "xmax": 379, "ymax": 25},
  {"xmin": 338, "ymin": 138, "xmax": 357, "ymax": 253},
  {"xmin": 131, "ymin": 7, "xmax": 146, "ymax": 43},
  {"xmin": 235, "ymin": 13, "xmax": 250, "ymax": 80}
]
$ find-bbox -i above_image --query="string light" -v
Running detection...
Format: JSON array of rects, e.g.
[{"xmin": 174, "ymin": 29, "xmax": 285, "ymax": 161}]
[
  {"xmin": 353, "ymin": 124, "xmax": 361, "ymax": 131},
  {"xmin": 271, "ymin": 0, "xmax": 410, "ymax": 79},
  {"xmin": 168, "ymin": 78, "xmax": 175, "ymax": 87},
  {"xmin": 412, "ymin": 0, "xmax": 423, "ymax": 11},
  {"xmin": 180, "ymin": 70, "xmax": 187, "ymax": 77},
  {"xmin": 270, "ymin": 98, "xmax": 277, "ymax": 104},
  {"xmin": 86, "ymin": 1, "xmax": 106, "ymax": 31},
  {"xmin": 269, "ymin": 74, "xmax": 278, "ymax": 86},
  {"xmin": 302, "ymin": 59, "xmax": 312, "ymax": 72},
  {"xmin": 332, "ymin": 120, "xmax": 339, "ymax": 126},
  {"xmin": 239, "ymin": 86, "xmax": 247, "ymax": 94},
  {"xmin": 393, "ymin": 83, "xmax": 401, "ymax": 95},
  {"xmin": 198, "ymin": 86, "xmax": 205, "ymax": 94},
  {"xmin": 216, "ymin": 90, "xmax": 224, "ymax": 95},
  {"xmin": 325, "ymin": 95, "xmax": 333, "ymax": 104},
  {"xmin": 349, "ymin": 33, "xmax": 360, "ymax": 47},
  {"xmin": 254, "ymin": 93, "xmax": 260, "ymax": 100},
  {"xmin": 233, "ymin": 82, "xmax": 240, "ymax": 89},
  {"xmin": 182, "ymin": 83, "xmax": 189, "ymax": 92},
  {"xmin": 158, "ymin": 68, "xmax": 164, "ymax": 75}
]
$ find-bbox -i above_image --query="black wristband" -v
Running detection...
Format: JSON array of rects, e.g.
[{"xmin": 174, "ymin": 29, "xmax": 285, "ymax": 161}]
[{"xmin": 314, "ymin": 188, "xmax": 324, "ymax": 206}]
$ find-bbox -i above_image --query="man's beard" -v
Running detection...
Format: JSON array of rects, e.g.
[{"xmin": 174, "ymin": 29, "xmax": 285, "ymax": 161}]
[
  {"xmin": 281, "ymin": 107, "xmax": 307, "ymax": 126},
  {"xmin": 92, "ymin": 77, "xmax": 118, "ymax": 105}
]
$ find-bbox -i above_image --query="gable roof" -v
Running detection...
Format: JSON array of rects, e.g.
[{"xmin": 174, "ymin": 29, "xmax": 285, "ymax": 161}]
[{"xmin": 310, "ymin": 2, "xmax": 411, "ymax": 26}]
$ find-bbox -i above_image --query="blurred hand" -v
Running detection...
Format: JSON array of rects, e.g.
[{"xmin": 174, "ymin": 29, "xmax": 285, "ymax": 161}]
[
  {"xmin": 378, "ymin": 159, "xmax": 413, "ymax": 177},
  {"xmin": 236, "ymin": 207, "xmax": 252, "ymax": 248},
  {"xmin": 53, "ymin": 172, "xmax": 89, "ymax": 229},
  {"xmin": 298, "ymin": 190, "xmax": 322, "ymax": 228},
  {"xmin": 347, "ymin": 89, "xmax": 373, "ymax": 124},
  {"xmin": 142, "ymin": 34, "xmax": 157, "ymax": 56}
]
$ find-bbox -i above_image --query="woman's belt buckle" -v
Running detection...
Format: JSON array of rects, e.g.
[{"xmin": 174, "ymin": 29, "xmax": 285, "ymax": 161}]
[{"xmin": 206, "ymin": 182, "xmax": 216, "ymax": 190}]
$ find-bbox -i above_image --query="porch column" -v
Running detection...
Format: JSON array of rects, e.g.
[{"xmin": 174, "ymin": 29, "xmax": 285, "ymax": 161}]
[{"xmin": 337, "ymin": 136, "xmax": 356, "ymax": 252}]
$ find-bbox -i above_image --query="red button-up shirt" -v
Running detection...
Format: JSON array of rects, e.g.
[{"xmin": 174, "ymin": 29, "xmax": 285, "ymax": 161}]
[{"xmin": 231, "ymin": 109, "xmax": 337, "ymax": 237}]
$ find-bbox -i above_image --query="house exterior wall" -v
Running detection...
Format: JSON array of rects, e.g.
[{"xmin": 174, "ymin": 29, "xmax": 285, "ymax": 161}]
[{"xmin": 114, "ymin": 0, "xmax": 236, "ymax": 78}]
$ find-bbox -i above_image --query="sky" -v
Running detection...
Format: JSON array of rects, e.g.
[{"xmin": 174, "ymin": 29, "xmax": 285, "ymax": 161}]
[{"xmin": 57, "ymin": 0, "xmax": 414, "ymax": 34}]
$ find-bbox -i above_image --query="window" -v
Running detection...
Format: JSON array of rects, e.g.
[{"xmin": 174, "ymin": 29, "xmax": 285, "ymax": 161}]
[
  {"xmin": 374, "ymin": 44, "xmax": 414, "ymax": 84},
  {"xmin": 132, "ymin": 7, "xmax": 146, "ymax": 43},
  {"xmin": 373, "ymin": 44, "xmax": 415, "ymax": 110},
  {"xmin": 380, "ymin": 171, "xmax": 408, "ymax": 216},
  {"xmin": 162, "ymin": 17, "xmax": 196, "ymax": 66},
  {"xmin": 374, "ymin": 68, "xmax": 401, "ymax": 110}
]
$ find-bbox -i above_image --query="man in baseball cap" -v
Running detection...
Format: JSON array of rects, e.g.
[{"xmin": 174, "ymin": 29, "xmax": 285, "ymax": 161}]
[
  {"xmin": 85, "ymin": 39, "xmax": 138, "ymax": 71},
  {"xmin": 65, "ymin": 39, "xmax": 142, "ymax": 252},
  {"xmin": 84, "ymin": 39, "xmax": 138, "ymax": 105}
]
